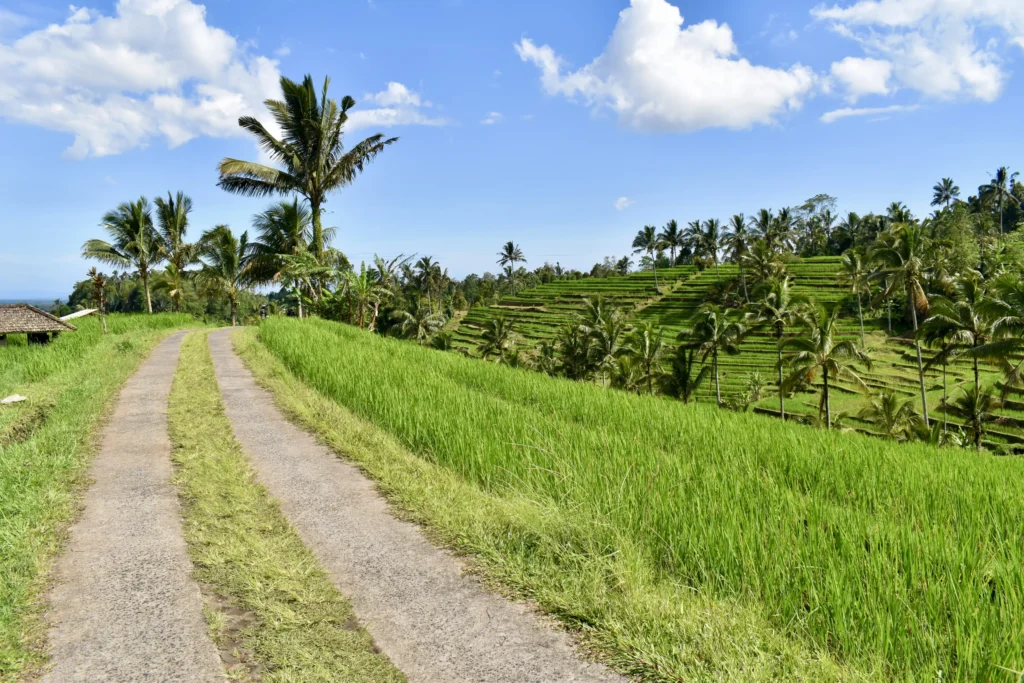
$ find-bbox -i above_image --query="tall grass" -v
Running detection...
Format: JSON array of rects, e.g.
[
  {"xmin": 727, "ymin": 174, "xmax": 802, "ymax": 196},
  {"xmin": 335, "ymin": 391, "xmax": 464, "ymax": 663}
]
[{"xmin": 259, "ymin": 317, "xmax": 1024, "ymax": 680}]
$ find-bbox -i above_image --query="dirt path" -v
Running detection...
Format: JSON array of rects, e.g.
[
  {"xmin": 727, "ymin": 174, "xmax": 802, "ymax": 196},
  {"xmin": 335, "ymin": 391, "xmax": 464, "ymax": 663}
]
[
  {"xmin": 42, "ymin": 332, "xmax": 223, "ymax": 683},
  {"xmin": 208, "ymin": 330, "xmax": 625, "ymax": 683}
]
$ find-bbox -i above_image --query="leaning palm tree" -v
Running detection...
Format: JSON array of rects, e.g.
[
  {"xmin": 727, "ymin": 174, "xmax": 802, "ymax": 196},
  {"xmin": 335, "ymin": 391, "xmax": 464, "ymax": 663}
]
[
  {"xmin": 782, "ymin": 305, "xmax": 871, "ymax": 429},
  {"xmin": 748, "ymin": 277, "xmax": 807, "ymax": 420},
  {"xmin": 931, "ymin": 178, "xmax": 960, "ymax": 210},
  {"xmin": 496, "ymin": 242, "xmax": 526, "ymax": 295},
  {"xmin": 620, "ymin": 321, "xmax": 667, "ymax": 395},
  {"xmin": 632, "ymin": 225, "xmax": 662, "ymax": 290},
  {"xmin": 945, "ymin": 384, "xmax": 1003, "ymax": 450},
  {"xmin": 658, "ymin": 219, "xmax": 683, "ymax": 266},
  {"xmin": 722, "ymin": 214, "xmax": 751, "ymax": 301},
  {"xmin": 686, "ymin": 305, "xmax": 746, "ymax": 406},
  {"xmin": 857, "ymin": 390, "xmax": 922, "ymax": 441},
  {"xmin": 981, "ymin": 167, "xmax": 1020, "ymax": 236},
  {"xmin": 153, "ymin": 191, "xmax": 198, "ymax": 312},
  {"xmin": 83, "ymin": 197, "xmax": 163, "ymax": 313},
  {"xmin": 196, "ymin": 225, "xmax": 252, "ymax": 326},
  {"xmin": 873, "ymin": 222, "xmax": 932, "ymax": 426},
  {"xmin": 837, "ymin": 250, "xmax": 872, "ymax": 347},
  {"xmin": 217, "ymin": 74, "xmax": 397, "ymax": 259}
]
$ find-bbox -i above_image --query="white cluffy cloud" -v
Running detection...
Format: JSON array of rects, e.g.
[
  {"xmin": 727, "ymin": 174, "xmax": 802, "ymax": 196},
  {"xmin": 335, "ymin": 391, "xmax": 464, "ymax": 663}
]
[
  {"xmin": 820, "ymin": 103, "xmax": 919, "ymax": 123},
  {"xmin": 0, "ymin": 1, "xmax": 444, "ymax": 158},
  {"xmin": 516, "ymin": 0, "xmax": 815, "ymax": 132},
  {"xmin": 614, "ymin": 197, "xmax": 634, "ymax": 211},
  {"xmin": 350, "ymin": 81, "xmax": 445, "ymax": 130},
  {"xmin": 813, "ymin": 0, "xmax": 1024, "ymax": 102},
  {"xmin": 829, "ymin": 56, "xmax": 893, "ymax": 101}
]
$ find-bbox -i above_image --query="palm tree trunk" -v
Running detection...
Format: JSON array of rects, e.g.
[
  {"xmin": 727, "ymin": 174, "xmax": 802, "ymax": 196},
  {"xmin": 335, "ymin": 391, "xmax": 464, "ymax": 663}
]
[
  {"xmin": 231, "ymin": 298, "xmax": 237, "ymax": 327},
  {"xmin": 910, "ymin": 303, "xmax": 930, "ymax": 427},
  {"xmin": 942, "ymin": 361, "xmax": 948, "ymax": 438},
  {"xmin": 777, "ymin": 345, "xmax": 785, "ymax": 420},
  {"xmin": 297, "ymin": 289, "xmax": 303, "ymax": 319},
  {"xmin": 714, "ymin": 350, "xmax": 721, "ymax": 406},
  {"xmin": 973, "ymin": 354, "xmax": 980, "ymax": 389},
  {"xmin": 370, "ymin": 302, "xmax": 379, "ymax": 332},
  {"xmin": 823, "ymin": 367, "xmax": 831, "ymax": 429},
  {"xmin": 142, "ymin": 270, "xmax": 153, "ymax": 313},
  {"xmin": 887, "ymin": 299, "xmax": 892, "ymax": 333},
  {"xmin": 740, "ymin": 262, "xmax": 749, "ymax": 303},
  {"xmin": 857, "ymin": 293, "xmax": 865, "ymax": 348},
  {"xmin": 652, "ymin": 252, "xmax": 659, "ymax": 291}
]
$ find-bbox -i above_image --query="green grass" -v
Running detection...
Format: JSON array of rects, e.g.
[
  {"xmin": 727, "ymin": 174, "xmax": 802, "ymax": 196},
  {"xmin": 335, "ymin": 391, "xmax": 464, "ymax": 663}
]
[
  {"xmin": 0, "ymin": 314, "xmax": 195, "ymax": 681},
  {"xmin": 167, "ymin": 331, "xmax": 404, "ymax": 683},
  {"xmin": 248, "ymin": 317, "xmax": 1024, "ymax": 682}
]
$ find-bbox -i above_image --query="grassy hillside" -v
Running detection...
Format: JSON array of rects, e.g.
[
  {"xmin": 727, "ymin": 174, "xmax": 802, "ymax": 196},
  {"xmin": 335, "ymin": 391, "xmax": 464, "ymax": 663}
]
[{"xmin": 255, "ymin": 317, "xmax": 1024, "ymax": 681}]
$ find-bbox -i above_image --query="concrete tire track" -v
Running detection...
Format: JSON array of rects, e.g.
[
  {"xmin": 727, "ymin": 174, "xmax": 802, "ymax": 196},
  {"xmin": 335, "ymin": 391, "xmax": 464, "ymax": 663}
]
[
  {"xmin": 208, "ymin": 329, "xmax": 625, "ymax": 683},
  {"xmin": 42, "ymin": 331, "xmax": 223, "ymax": 683}
]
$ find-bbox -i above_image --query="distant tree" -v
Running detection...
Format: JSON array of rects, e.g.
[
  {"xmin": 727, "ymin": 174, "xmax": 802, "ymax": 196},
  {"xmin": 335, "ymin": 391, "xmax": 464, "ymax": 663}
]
[
  {"xmin": 86, "ymin": 267, "xmax": 108, "ymax": 333},
  {"xmin": 783, "ymin": 305, "xmax": 871, "ymax": 429},
  {"xmin": 218, "ymin": 74, "xmax": 397, "ymax": 260},
  {"xmin": 981, "ymin": 167, "xmax": 1020, "ymax": 236},
  {"xmin": 556, "ymin": 321, "xmax": 594, "ymax": 380},
  {"xmin": 153, "ymin": 191, "xmax": 198, "ymax": 313},
  {"xmin": 743, "ymin": 239, "xmax": 786, "ymax": 291},
  {"xmin": 632, "ymin": 225, "xmax": 662, "ymax": 290},
  {"xmin": 858, "ymin": 390, "xmax": 922, "ymax": 441},
  {"xmin": 496, "ymin": 241, "xmax": 526, "ymax": 294},
  {"xmin": 83, "ymin": 197, "xmax": 163, "ymax": 313},
  {"xmin": 658, "ymin": 219, "xmax": 683, "ymax": 266},
  {"xmin": 394, "ymin": 298, "xmax": 446, "ymax": 345},
  {"xmin": 932, "ymin": 178, "xmax": 960, "ymax": 210},
  {"xmin": 748, "ymin": 277, "xmax": 806, "ymax": 420},
  {"xmin": 478, "ymin": 313, "xmax": 516, "ymax": 359},
  {"xmin": 837, "ymin": 250, "xmax": 872, "ymax": 347},
  {"xmin": 660, "ymin": 342, "xmax": 710, "ymax": 404},
  {"xmin": 687, "ymin": 305, "xmax": 745, "ymax": 406},
  {"xmin": 723, "ymin": 214, "xmax": 751, "ymax": 301},
  {"xmin": 196, "ymin": 225, "xmax": 252, "ymax": 326},
  {"xmin": 620, "ymin": 321, "xmax": 666, "ymax": 395},
  {"xmin": 945, "ymin": 384, "xmax": 1003, "ymax": 450},
  {"xmin": 615, "ymin": 256, "xmax": 633, "ymax": 276},
  {"xmin": 702, "ymin": 219, "xmax": 723, "ymax": 281}
]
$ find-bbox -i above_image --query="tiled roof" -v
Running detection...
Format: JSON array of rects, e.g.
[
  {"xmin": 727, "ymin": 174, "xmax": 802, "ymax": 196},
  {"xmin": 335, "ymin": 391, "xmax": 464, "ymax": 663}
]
[{"xmin": 0, "ymin": 304, "xmax": 78, "ymax": 334}]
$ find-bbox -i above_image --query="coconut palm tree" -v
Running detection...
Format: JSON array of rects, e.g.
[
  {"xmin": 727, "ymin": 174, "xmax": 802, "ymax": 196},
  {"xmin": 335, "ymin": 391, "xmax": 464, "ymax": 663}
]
[
  {"xmin": 723, "ymin": 214, "xmax": 751, "ymax": 301},
  {"xmin": 702, "ymin": 219, "xmax": 723, "ymax": 280},
  {"xmin": 478, "ymin": 313, "xmax": 516, "ymax": 359},
  {"xmin": 857, "ymin": 390, "xmax": 922, "ymax": 441},
  {"xmin": 743, "ymin": 239, "xmax": 786, "ymax": 292},
  {"xmin": 873, "ymin": 222, "xmax": 932, "ymax": 426},
  {"xmin": 632, "ymin": 225, "xmax": 662, "ymax": 290},
  {"xmin": 217, "ymin": 74, "xmax": 397, "ymax": 260},
  {"xmin": 496, "ymin": 242, "xmax": 526, "ymax": 295},
  {"xmin": 196, "ymin": 225, "xmax": 252, "ymax": 326},
  {"xmin": 556, "ymin": 322, "xmax": 593, "ymax": 380},
  {"xmin": 837, "ymin": 250, "xmax": 872, "ymax": 347},
  {"xmin": 945, "ymin": 384, "xmax": 1003, "ymax": 450},
  {"xmin": 920, "ymin": 275, "xmax": 995, "ymax": 389},
  {"xmin": 658, "ymin": 219, "xmax": 683, "ymax": 266},
  {"xmin": 931, "ymin": 178, "xmax": 960, "ymax": 210},
  {"xmin": 153, "ymin": 191, "xmax": 198, "ymax": 313},
  {"xmin": 621, "ymin": 321, "xmax": 667, "ymax": 395},
  {"xmin": 748, "ymin": 277, "xmax": 807, "ymax": 420},
  {"xmin": 981, "ymin": 167, "xmax": 1020, "ymax": 236},
  {"xmin": 589, "ymin": 313, "xmax": 626, "ymax": 387},
  {"xmin": 83, "ymin": 197, "xmax": 163, "ymax": 313},
  {"xmin": 782, "ymin": 305, "xmax": 871, "ymax": 429},
  {"xmin": 394, "ymin": 298, "xmax": 446, "ymax": 345},
  {"xmin": 661, "ymin": 341, "xmax": 710, "ymax": 404},
  {"xmin": 687, "ymin": 305, "xmax": 746, "ymax": 406},
  {"xmin": 86, "ymin": 267, "xmax": 108, "ymax": 333},
  {"xmin": 277, "ymin": 251, "xmax": 324, "ymax": 319}
]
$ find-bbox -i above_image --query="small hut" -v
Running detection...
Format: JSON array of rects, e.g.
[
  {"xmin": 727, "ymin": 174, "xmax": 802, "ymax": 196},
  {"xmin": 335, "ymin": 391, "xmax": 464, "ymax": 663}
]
[{"xmin": 0, "ymin": 304, "xmax": 77, "ymax": 346}]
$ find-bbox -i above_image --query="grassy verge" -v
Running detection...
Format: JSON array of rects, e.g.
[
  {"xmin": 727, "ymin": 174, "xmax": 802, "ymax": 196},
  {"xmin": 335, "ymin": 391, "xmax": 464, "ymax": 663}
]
[
  {"xmin": 0, "ymin": 315, "xmax": 194, "ymax": 681},
  {"xmin": 234, "ymin": 326, "xmax": 855, "ymax": 682},
  {"xmin": 167, "ymin": 331, "xmax": 404, "ymax": 683}
]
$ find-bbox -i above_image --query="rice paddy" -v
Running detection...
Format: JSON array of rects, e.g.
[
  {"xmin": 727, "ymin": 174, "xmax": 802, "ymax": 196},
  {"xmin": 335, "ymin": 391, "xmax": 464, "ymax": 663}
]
[{"xmin": 256, "ymin": 316, "xmax": 1024, "ymax": 681}]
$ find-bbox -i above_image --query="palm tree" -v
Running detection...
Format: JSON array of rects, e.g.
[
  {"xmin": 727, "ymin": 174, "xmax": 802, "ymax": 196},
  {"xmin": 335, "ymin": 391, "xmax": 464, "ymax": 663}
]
[
  {"xmin": 742, "ymin": 239, "xmax": 786, "ymax": 291},
  {"xmin": 632, "ymin": 225, "xmax": 662, "ymax": 290},
  {"xmin": 782, "ymin": 305, "xmax": 871, "ymax": 429},
  {"xmin": 83, "ymin": 197, "xmax": 163, "ymax": 313},
  {"xmin": 496, "ymin": 242, "xmax": 526, "ymax": 295},
  {"xmin": 621, "ymin": 321, "xmax": 667, "ymax": 395},
  {"xmin": 196, "ymin": 225, "xmax": 252, "ymax": 326},
  {"xmin": 857, "ymin": 390, "xmax": 922, "ymax": 441},
  {"xmin": 873, "ymin": 222, "xmax": 932, "ymax": 426},
  {"xmin": 153, "ymin": 191, "xmax": 198, "ymax": 313},
  {"xmin": 687, "ymin": 305, "xmax": 745, "ymax": 406},
  {"xmin": 981, "ymin": 167, "xmax": 1020, "ymax": 236},
  {"xmin": 217, "ymin": 74, "xmax": 397, "ymax": 260},
  {"xmin": 837, "ymin": 250, "xmax": 872, "ymax": 347},
  {"xmin": 723, "ymin": 214, "xmax": 751, "ymax": 301},
  {"xmin": 249, "ymin": 199, "xmax": 314, "ymax": 282},
  {"xmin": 589, "ymin": 311, "xmax": 626, "ymax": 387},
  {"xmin": 658, "ymin": 220, "xmax": 683, "ymax": 266},
  {"xmin": 945, "ymin": 384, "xmax": 1003, "ymax": 450},
  {"xmin": 931, "ymin": 178, "xmax": 960, "ymax": 210},
  {"xmin": 748, "ymin": 277, "xmax": 806, "ymax": 420},
  {"xmin": 478, "ymin": 313, "xmax": 516, "ymax": 359},
  {"xmin": 556, "ymin": 322, "xmax": 593, "ymax": 380},
  {"xmin": 394, "ymin": 299, "xmax": 446, "ymax": 345},
  {"xmin": 920, "ymin": 275, "xmax": 994, "ymax": 389},
  {"xmin": 660, "ymin": 342, "xmax": 710, "ymax": 404},
  {"xmin": 702, "ymin": 219, "xmax": 723, "ymax": 280},
  {"xmin": 277, "ymin": 252, "xmax": 324, "ymax": 319},
  {"xmin": 86, "ymin": 268, "xmax": 108, "ymax": 333}
]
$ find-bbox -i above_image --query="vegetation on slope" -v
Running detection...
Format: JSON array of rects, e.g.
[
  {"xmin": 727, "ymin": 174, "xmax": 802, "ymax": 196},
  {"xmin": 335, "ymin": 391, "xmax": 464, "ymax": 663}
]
[{"xmin": 253, "ymin": 317, "xmax": 1024, "ymax": 681}]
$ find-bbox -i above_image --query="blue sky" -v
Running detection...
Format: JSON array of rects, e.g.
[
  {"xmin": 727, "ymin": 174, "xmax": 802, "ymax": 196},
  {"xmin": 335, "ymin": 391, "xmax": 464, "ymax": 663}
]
[{"xmin": 1, "ymin": 0, "xmax": 1023, "ymax": 298}]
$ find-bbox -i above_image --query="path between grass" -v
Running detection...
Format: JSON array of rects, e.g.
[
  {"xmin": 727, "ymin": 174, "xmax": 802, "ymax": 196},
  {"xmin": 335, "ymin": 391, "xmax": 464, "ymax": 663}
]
[
  {"xmin": 40, "ymin": 331, "xmax": 223, "ymax": 682},
  {"xmin": 207, "ymin": 329, "xmax": 624, "ymax": 683}
]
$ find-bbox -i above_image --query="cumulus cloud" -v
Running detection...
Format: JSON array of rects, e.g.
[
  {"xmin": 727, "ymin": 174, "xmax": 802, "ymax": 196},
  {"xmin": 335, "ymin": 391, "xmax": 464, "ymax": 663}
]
[
  {"xmin": 349, "ymin": 82, "xmax": 446, "ymax": 130},
  {"xmin": 813, "ymin": 0, "xmax": 1024, "ymax": 102},
  {"xmin": 829, "ymin": 56, "xmax": 893, "ymax": 101},
  {"xmin": 480, "ymin": 112, "xmax": 503, "ymax": 125},
  {"xmin": 614, "ymin": 197, "xmax": 634, "ymax": 210},
  {"xmin": 515, "ymin": 0, "xmax": 815, "ymax": 132},
  {"xmin": 820, "ymin": 103, "xmax": 919, "ymax": 123}
]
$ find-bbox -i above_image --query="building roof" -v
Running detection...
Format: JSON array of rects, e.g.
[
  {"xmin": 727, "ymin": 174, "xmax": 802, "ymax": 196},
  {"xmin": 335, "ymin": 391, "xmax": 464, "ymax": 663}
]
[
  {"xmin": 60, "ymin": 308, "xmax": 98, "ymax": 321},
  {"xmin": 0, "ymin": 304, "xmax": 77, "ymax": 334}
]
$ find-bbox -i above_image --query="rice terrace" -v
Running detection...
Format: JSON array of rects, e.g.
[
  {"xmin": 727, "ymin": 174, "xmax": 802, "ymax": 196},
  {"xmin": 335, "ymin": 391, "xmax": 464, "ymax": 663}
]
[{"xmin": 2, "ymin": 0, "xmax": 1024, "ymax": 681}]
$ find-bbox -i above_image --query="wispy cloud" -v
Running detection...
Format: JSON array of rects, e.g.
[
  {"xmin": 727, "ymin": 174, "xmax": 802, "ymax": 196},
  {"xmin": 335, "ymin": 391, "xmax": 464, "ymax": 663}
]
[
  {"xmin": 480, "ymin": 112, "xmax": 503, "ymax": 125},
  {"xmin": 820, "ymin": 104, "xmax": 919, "ymax": 123},
  {"xmin": 614, "ymin": 197, "xmax": 634, "ymax": 211}
]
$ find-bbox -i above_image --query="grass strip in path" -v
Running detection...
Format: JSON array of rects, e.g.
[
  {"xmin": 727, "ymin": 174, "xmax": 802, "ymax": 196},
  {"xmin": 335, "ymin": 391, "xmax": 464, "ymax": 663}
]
[
  {"xmin": 168, "ymin": 330, "xmax": 404, "ymax": 683},
  {"xmin": 233, "ymin": 327, "xmax": 855, "ymax": 682}
]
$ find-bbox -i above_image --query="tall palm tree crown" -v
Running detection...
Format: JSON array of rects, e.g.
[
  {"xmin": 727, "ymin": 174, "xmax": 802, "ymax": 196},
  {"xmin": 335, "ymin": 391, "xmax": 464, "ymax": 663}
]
[
  {"xmin": 931, "ymin": 178, "xmax": 960, "ymax": 209},
  {"xmin": 837, "ymin": 250, "xmax": 872, "ymax": 347},
  {"xmin": 196, "ymin": 225, "xmax": 252, "ymax": 326},
  {"xmin": 217, "ymin": 74, "xmax": 397, "ymax": 259},
  {"xmin": 723, "ymin": 214, "xmax": 751, "ymax": 301},
  {"xmin": 686, "ymin": 305, "xmax": 746, "ymax": 406},
  {"xmin": 153, "ymin": 191, "xmax": 197, "ymax": 312},
  {"xmin": 658, "ymin": 220, "xmax": 682, "ymax": 266},
  {"xmin": 982, "ymin": 166, "xmax": 1020, "ymax": 235},
  {"xmin": 496, "ymin": 241, "xmax": 526, "ymax": 295},
  {"xmin": 632, "ymin": 225, "xmax": 662, "ymax": 290},
  {"xmin": 83, "ymin": 197, "xmax": 164, "ymax": 313}
]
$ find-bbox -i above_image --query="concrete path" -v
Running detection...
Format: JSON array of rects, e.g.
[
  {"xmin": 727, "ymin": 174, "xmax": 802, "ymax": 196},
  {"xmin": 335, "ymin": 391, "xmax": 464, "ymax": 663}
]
[
  {"xmin": 208, "ymin": 330, "xmax": 624, "ymax": 683},
  {"xmin": 42, "ymin": 332, "xmax": 223, "ymax": 683}
]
